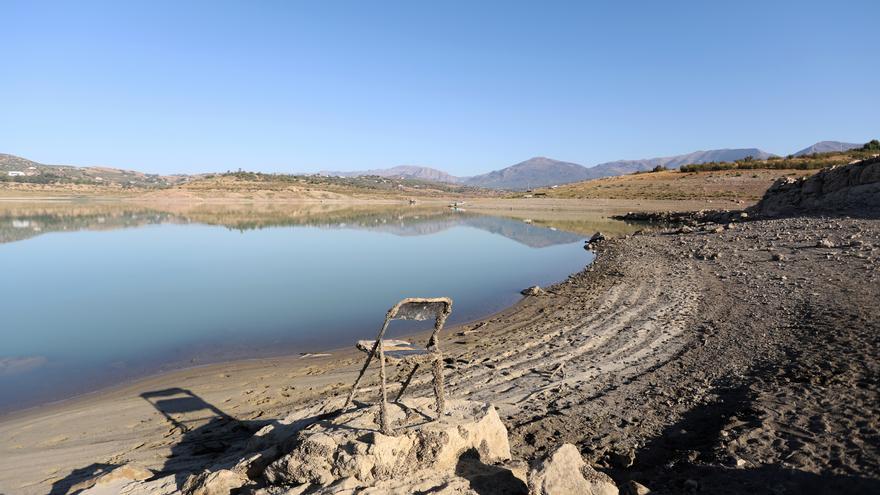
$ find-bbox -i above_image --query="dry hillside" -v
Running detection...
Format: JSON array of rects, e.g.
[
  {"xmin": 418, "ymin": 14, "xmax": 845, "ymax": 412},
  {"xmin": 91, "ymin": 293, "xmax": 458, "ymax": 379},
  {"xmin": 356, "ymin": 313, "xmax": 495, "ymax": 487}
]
[{"xmin": 535, "ymin": 169, "xmax": 818, "ymax": 202}]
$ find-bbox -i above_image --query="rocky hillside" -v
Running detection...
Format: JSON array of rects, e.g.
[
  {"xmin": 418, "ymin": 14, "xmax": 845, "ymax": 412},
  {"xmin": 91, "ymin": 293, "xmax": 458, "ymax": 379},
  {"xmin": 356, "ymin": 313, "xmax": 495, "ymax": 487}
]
[
  {"xmin": 0, "ymin": 153, "xmax": 185, "ymax": 188},
  {"xmin": 533, "ymin": 168, "xmax": 817, "ymax": 202},
  {"xmin": 754, "ymin": 156, "xmax": 880, "ymax": 217}
]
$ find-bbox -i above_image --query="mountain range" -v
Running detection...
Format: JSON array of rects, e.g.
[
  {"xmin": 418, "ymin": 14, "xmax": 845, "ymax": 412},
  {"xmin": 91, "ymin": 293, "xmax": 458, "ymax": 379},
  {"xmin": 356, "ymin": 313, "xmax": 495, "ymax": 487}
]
[
  {"xmin": 3, "ymin": 140, "xmax": 867, "ymax": 191},
  {"xmin": 323, "ymin": 141, "xmax": 864, "ymax": 190},
  {"xmin": 323, "ymin": 148, "xmax": 778, "ymax": 190}
]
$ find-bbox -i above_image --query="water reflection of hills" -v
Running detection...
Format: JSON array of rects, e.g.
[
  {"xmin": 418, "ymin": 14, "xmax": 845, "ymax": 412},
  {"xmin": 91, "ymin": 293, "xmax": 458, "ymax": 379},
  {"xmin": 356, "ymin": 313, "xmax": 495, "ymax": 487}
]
[
  {"xmin": 0, "ymin": 203, "xmax": 623, "ymax": 248},
  {"xmin": 316, "ymin": 214, "xmax": 584, "ymax": 248},
  {"xmin": 0, "ymin": 207, "xmax": 184, "ymax": 244}
]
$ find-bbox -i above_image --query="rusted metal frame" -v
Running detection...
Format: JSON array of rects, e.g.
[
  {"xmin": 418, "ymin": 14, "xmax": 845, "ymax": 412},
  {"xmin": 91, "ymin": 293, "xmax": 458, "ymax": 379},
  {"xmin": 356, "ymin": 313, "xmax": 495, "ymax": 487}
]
[
  {"xmin": 344, "ymin": 316, "xmax": 392, "ymax": 410},
  {"xmin": 345, "ymin": 297, "xmax": 453, "ymax": 435},
  {"xmin": 428, "ymin": 307, "xmax": 450, "ymax": 416}
]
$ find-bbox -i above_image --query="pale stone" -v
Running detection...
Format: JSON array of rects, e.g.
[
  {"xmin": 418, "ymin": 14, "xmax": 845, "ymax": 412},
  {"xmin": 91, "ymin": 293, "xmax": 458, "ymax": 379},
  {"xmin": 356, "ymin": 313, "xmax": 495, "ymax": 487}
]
[
  {"xmin": 521, "ymin": 286, "xmax": 546, "ymax": 296},
  {"xmin": 80, "ymin": 475, "xmax": 177, "ymax": 495},
  {"xmin": 69, "ymin": 463, "xmax": 153, "ymax": 494},
  {"xmin": 265, "ymin": 398, "xmax": 511, "ymax": 487},
  {"xmin": 91, "ymin": 399, "xmax": 521, "ymax": 495},
  {"xmin": 528, "ymin": 443, "xmax": 618, "ymax": 495},
  {"xmin": 247, "ymin": 399, "xmax": 346, "ymax": 452},
  {"xmin": 626, "ymin": 480, "xmax": 651, "ymax": 495},
  {"xmin": 182, "ymin": 469, "xmax": 249, "ymax": 495}
]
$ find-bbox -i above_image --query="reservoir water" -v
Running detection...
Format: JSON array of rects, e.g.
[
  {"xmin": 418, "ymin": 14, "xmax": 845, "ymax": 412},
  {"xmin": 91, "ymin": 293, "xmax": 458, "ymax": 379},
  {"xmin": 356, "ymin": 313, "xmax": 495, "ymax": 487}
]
[{"xmin": 0, "ymin": 203, "xmax": 615, "ymax": 413}]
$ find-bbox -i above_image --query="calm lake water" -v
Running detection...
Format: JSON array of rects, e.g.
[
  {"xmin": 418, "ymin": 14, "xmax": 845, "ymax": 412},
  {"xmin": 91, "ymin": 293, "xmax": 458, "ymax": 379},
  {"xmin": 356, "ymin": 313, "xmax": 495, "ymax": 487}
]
[{"xmin": 0, "ymin": 204, "xmax": 618, "ymax": 413}]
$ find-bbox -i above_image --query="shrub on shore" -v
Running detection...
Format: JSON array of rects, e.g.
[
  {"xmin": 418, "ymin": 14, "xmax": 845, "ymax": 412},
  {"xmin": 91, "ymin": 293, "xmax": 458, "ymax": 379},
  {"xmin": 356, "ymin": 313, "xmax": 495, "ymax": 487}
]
[{"xmin": 679, "ymin": 140, "xmax": 878, "ymax": 173}]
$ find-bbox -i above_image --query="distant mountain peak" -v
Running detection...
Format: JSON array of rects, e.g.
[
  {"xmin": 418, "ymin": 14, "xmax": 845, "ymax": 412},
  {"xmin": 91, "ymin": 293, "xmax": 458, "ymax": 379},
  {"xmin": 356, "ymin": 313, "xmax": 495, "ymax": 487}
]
[
  {"xmin": 463, "ymin": 157, "xmax": 590, "ymax": 190},
  {"xmin": 793, "ymin": 141, "xmax": 861, "ymax": 156}
]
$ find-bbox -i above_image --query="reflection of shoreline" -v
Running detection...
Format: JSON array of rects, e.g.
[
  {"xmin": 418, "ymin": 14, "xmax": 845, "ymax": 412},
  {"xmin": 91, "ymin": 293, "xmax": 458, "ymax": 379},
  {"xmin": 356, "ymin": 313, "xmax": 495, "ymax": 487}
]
[
  {"xmin": 0, "ymin": 202, "xmax": 638, "ymax": 247},
  {"xmin": 0, "ymin": 356, "xmax": 48, "ymax": 376},
  {"xmin": 0, "ymin": 203, "xmax": 598, "ymax": 415}
]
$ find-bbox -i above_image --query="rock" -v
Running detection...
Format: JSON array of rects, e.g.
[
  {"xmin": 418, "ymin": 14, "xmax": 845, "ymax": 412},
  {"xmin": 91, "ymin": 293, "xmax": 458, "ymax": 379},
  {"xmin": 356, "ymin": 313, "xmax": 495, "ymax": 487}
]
[
  {"xmin": 68, "ymin": 464, "xmax": 154, "ymax": 494},
  {"xmin": 817, "ymin": 238, "xmax": 836, "ymax": 248},
  {"xmin": 79, "ymin": 475, "xmax": 178, "ymax": 495},
  {"xmin": 584, "ymin": 232, "xmax": 608, "ymax": 251},
  {"xmin": 753, "ymin": 156, "xmax": 880, "ymax": 216},
  {"xmin": 695, "ymin": 250, "xmax": 720, "ymax": 261},
  {"xmin": 297, "ymin": 473, "xmax": 482, "ymax": 494},
  {"xmin": 771, "ymin": 253, "xmax": 786, "ymax": 261},
  {"xmin": 233, "ymin": 446, "xmax": 279, "ymax": 480},
  {"xmin": 609, "ymin": 449, "xmax": 635, "ymax": 468},
  {"xmin": 589, "ymin": 232, "xmax": 607, "ymax": 243},
  {"xmin": 503, "ymin": 459, "xmax": 530, "ymax": 487},
  {"xmin": 528, "ymin": 443, "xmax": 618, "ymax": 495},
  {"xmin": 625, "ymin": 480, "xmax": 651, "ymax": 495},
  {"xmin": 521, "ymin": 286, "xmax": 546, "ymax": 296},
  {"xmin": 247, "ymin": 400, "xmax": 344, "ymax": 451},
  {"xmin": 182, "ymin": 469, "xmax": 249, "ymax": 495},
  {"xmin": 107, "ymin": 400, "xmax": 524, "ymax": 495},
  {"xmin": 265, "ymin": 399, "xmax": 512, "ymax": 488}
]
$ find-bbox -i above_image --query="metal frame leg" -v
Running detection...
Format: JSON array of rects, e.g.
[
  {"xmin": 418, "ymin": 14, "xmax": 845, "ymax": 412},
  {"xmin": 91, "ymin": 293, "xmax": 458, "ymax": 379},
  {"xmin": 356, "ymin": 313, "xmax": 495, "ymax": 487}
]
[{"xmin": 431, "ymin": 351, "xmax": 446, "ymax": 417}]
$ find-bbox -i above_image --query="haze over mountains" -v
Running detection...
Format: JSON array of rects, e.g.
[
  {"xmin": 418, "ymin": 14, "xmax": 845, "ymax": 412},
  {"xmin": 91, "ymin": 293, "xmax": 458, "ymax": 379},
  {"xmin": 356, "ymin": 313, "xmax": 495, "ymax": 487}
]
[{"xmin": 2, "ymin": 140, "xmax": 867, "ymax": 191}]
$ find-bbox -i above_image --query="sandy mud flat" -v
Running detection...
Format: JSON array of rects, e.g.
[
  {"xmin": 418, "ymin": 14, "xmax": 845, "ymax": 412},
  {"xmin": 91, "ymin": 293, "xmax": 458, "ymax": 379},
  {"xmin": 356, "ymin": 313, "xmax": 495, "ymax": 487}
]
[{"xmin": 2, "ymin": 209, "xmax": 878, "ymax": 494}]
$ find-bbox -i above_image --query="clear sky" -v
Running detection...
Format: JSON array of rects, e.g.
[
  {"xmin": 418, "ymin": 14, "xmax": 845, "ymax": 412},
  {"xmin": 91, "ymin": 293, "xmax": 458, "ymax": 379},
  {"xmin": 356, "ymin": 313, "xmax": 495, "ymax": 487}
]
[{"xmin": 2, "ymin": 1, "xmax": 877, "ymax": 176}]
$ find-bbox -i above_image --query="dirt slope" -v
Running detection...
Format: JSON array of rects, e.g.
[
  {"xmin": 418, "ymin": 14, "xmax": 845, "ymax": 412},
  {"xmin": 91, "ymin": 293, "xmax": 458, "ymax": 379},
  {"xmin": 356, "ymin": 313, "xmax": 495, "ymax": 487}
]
[{"xmin": 537, "ymin": 169, "xmax": 817, "ymax": 201}]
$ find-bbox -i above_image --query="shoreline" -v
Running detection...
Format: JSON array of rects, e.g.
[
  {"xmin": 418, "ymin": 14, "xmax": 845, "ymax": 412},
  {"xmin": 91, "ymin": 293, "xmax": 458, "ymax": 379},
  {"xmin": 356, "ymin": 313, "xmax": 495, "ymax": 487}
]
[
  {"xmin": 3, "ymin": 207, "xmax": 877, "ymax": 494},
  {"xmin": 0, "ymin": 297, "xmax": 526, "ymax": 424}
]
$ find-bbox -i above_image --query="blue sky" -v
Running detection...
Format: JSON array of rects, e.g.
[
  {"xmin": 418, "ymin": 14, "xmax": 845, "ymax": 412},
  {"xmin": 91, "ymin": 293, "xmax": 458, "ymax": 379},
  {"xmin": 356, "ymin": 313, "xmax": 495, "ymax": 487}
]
[{"xmin": 1, "ymin": 1, "xmax": 877, "ymax": 175}]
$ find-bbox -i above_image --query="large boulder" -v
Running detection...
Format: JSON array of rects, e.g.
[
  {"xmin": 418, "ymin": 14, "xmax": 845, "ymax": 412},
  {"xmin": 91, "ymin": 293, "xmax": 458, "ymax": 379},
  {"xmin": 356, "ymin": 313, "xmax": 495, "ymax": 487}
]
[
  {"xmin": 264, "ymin": 398, "xmax": 511, "ymax": 487},
  {"xmin": 528, "ymin": 443, "xmax": 618, "ymax": 495}
]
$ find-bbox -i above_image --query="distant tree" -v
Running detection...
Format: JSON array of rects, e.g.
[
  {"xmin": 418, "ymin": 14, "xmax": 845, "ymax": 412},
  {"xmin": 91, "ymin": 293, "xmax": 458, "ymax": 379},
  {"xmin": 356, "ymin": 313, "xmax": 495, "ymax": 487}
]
[
  {"xmin": 862, "ymin": 139, "xmax": 880, "ymax": 151},
  {"xmin": 652, "ymin": 165, "xmax": 667, "ymax": 173}
]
